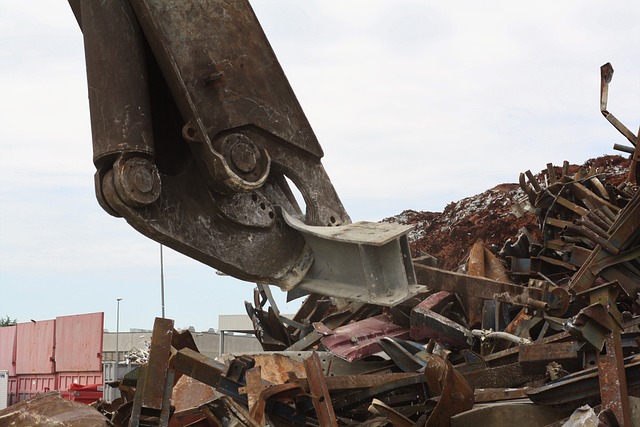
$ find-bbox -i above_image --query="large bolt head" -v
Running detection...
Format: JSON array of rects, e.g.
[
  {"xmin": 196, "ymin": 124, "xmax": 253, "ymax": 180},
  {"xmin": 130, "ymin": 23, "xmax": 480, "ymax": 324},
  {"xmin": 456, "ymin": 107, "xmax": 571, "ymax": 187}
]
[
  {"xmin": 230, "ymin": 140, "xmax": 258, "ymax": 173},
  {"xmin": 114, "ymin": 157, "xmax": 161, "ymax": 207}
]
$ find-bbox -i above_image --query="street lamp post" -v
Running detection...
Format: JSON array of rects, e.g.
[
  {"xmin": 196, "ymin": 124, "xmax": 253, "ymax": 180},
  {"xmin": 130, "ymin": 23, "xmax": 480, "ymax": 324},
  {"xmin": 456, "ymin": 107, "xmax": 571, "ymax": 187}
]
[
  {"xmin": 160, "ymin": 244, "xmax": 165, "ymax": 318},
  {"xmin": 116, "ymin": 298, "xmax": 123, "ymax": 365}
]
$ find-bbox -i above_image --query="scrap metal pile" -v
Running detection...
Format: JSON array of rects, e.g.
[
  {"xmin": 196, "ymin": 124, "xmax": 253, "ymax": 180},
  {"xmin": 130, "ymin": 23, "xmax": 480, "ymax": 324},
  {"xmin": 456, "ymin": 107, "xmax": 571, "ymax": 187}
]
[
  {"xmin": 88, "ymin": 153, "xmax": 638, "ymax": 425},
  {"xmin": 70, "ymin": 154, "xmax": 635, "ymax": 427},
  {"xmin": 3, "ymin": 153, "xmax": 638, "ymax": 426}
]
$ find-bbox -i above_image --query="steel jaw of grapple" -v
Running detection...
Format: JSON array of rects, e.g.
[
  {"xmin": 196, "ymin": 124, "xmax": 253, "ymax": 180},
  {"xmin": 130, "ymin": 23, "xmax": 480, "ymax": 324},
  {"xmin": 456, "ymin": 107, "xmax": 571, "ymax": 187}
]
[
  {"xmin": 282, "ymin": 211, "xmax": 423, "ymax": 306},
  {"xmin": 72, "ymin": 0, "xmax": 351, "ymax": 288}
]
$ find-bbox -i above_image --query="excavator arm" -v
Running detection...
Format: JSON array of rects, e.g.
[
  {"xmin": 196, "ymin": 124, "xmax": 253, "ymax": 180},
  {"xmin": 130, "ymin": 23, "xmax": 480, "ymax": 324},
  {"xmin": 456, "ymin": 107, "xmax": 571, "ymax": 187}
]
[
  {"xmin": 69, "ymin": 0, "xmax": 351, "ymax": 288},
  {"xmin": 70, "ymin": 0, "xmax": 571, "ymax": 313}
]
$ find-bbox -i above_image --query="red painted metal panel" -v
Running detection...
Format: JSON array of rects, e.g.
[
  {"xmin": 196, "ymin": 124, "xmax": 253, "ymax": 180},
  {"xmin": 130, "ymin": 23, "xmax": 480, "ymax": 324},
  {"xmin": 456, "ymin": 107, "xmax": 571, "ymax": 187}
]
[
  {"xmin": 55, "ymin": 312, "xmax": 104, "ymax": 372},
  {"xmin": 57, "ymin": 371, "xmax": 103, "ymax": 392},
  {"xmin": 16, "ymin": 374, "xmax": 57, "ymax": 402},
  {"xmin": 16, "ymin": 320, "xmax": 55, "ymax": 374},
  {"xmin": 8, "ymin": 376, "xmax": 17, "ymax": 406},
  {"xmin": 320, "ymin": 314, "xmax": 410, "ymax": 362},
  {"xmin": 0, "ymin": 325, "xmax": 16, "ymax": 376}
]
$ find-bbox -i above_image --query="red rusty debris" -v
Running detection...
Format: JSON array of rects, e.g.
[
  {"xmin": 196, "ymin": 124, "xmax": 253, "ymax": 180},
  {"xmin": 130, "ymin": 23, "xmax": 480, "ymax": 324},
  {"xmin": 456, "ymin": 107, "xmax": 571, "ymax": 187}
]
[{"xmin": 387, "ymin": 155, "xmax": 631, "ymax": 271}]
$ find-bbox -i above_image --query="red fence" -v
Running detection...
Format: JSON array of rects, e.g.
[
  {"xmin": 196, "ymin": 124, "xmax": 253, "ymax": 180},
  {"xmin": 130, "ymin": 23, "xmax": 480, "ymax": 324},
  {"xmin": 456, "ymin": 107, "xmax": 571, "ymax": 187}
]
[{"xmin": 0, "ymin": 312, "xmax": 104, "ymax": 405}]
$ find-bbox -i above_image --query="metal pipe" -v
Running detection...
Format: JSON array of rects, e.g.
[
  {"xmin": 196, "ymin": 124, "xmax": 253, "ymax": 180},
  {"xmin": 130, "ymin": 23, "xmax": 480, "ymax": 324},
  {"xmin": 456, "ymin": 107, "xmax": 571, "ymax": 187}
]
[
  {"xmin": 160, "ymin": 244, "xmax": 165, "ymax": 318},
  {"xmin": 576, "ymin": 217, "xmax": 610, "ymax": 240},
  {"xmin": 525, "ymin": 170, "xmax": 542, "ymax": 192},
  {"xmin": 563, "ymin": 223, "xmax": 619, "ymax": 254},
  {"xmin": 546, "ymin": 163, "xmax": 557, "ymax": 184},
  {"xmin": 612, "ymin": 143, "xmax": 635, "ymax": 154},
  {"xmin": 471, "ymin": 329, "xmax": 532, "ymax": 345},
  {"xmin": 586, "ymin": 210, "xmax": 612, "ymax": 231},
  {"xmin": 599, "ymin": 205, "xmax": 618, "ymax": 223}
]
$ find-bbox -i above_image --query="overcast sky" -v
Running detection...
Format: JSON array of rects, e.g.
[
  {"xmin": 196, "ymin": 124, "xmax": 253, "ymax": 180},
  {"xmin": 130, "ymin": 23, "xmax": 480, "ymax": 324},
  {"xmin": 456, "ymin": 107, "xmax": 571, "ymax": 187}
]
[{"xmin": 0, "ymin": 1, "xmax": 638, "ymax": 332}]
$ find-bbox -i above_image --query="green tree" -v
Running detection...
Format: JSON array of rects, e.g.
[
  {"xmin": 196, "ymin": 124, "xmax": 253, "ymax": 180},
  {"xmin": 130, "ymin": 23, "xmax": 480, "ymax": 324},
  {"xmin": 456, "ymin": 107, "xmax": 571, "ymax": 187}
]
[{"xmin": 0, "ymin": 315, "xmax": 16, "ymax": 326}]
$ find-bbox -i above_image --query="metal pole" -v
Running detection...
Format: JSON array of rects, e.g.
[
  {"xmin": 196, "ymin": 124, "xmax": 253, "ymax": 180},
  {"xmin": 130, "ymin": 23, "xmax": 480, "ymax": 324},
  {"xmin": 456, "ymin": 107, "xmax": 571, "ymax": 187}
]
[
  {"xmin": 160, "ymin": 244, "xmax": 165, "ymax": 318},
  {"xmin": 116, "ymin": 298, "xmax": 123, "ymax": 365}
]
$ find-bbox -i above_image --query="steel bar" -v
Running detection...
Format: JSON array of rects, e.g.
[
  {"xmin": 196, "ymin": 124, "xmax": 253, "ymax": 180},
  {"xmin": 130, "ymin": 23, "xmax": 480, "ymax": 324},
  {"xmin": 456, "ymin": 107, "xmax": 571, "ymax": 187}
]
[
  {"xmin": 526, "ymin": 356, "xmax": 640, "ymax": 406},
  {"xmin": 413, "ymin": 264, "xmax": 569, "ymax": 313},
  {"xmin": 569, "ymin": 182, "xmax": 619, "ymax": 212},
  {"xmin": 331, "ymin": 375, "xmax": 427, "ymax": 412},
  {"xmin": 571, "ymin": 191, "xmax": 640, "ymax": 293},
  {"xmin": 129, "ymin": 317, "xmax": 175, "ymax": 427},
  {"xmin": 600, "ymin": 62, "xmax": 638, "ymax": 147},
  {"xmin": 589, "ymin": 285, "xmax": 631, "ymax": 426},
  {"xmin": 464, "ymin": 239, "xmax": 486, "ymax": 328},
  {"xmin": 369, "ymin": 399, "xmax": 413, "ymax": 427},
  {"xmin": 473, "ymin": 388, "xmax": 531, "ymax": 403},
  {"xmin": 303, "ymin": 352, "xmax": 338, "ymax": 427}
]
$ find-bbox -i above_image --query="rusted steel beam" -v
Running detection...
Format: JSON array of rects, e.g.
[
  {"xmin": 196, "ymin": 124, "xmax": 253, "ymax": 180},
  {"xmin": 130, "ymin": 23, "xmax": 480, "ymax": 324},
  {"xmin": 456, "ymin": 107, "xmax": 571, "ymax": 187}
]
[
  {"xmin": 629, "ymin": 128, "xmax": 640, "ymax": 184},
  {"xmin": 464, "ymin": 239, "xmax": 486, "ymax": 328},
  {"xmin": 175, "ymin": 349, "xmax": 308, "ymax": 425},
  {"xmin": 202, "ymin": 396, "xmax": 261, "ymax": 427},
  {"xmin": 600, "ymin": 63, "xmax": 638, "ymax": 147},
  {"xmin": 518, "ymin": 342, "xmax": 580, "ymax": 374},
  {"xmin": 456, "ymin": 332, "xmax": 574, "ymax": 375},
  {"xmin": 369, "ymin": 398, "xmax": 413, "ymax": 427},
  {"xmin": 588, "ymin": 284, "xmax": 631, "ymax": 426},
  {"xmin": 290, "ymin": 373, "xmax": 422, "ymax": 392},
  {"xmin": 526, "ymin": 356, "xmax": 640, "ymax": 408},
  {"xmin": 462, "ymin": 362, "xmax": 543, "ymax": 389},
  {"xmin": 129, "ymin": 317, "xmax": 175, "ymax": 427},
  {"xmin": 569, "ymin": 182, "xmax": 619, "ymax": 212},
  {"xmin": 303, "ymin": 352, "xmax": 338, "ymax": 427},
  {"xmin": 570, "ymin": 191, "xmax": 640, "ymax": 293},
  {"xmin": 248, "ymin": 382, "xmax": 304, "ymax": 426},
  {"xmin": 563, "ymin": 223, "xmax": 619, "ymax": 254},
  {"xmin": 331, "ymin": 375, "xmax": 426, "ymax": 412},
  {"xmin": 546, "ymin": 163, "xmax": 557, "ymax": 184},
  {"xmin": 413, "ymin": 264, "xmax": 569, "ymax": 314},
  {"xmin": 598, "ymin": 330, "xmax": 631, "ymax": 426},
  {"xmin": 240, "ymin": 366, "xmax": 268, "ymax": 417},
  {"xmin": 174, "ymin": 348, "xmax": 231, "ymax": 395},
  {"xmin": 519, "ymin": 342, "xmax": 579, "ymax": 363},
  {"xmin": 423, "ymin": 352, "xmax": 474, "ymax": 427},
  {"xmin": 410, "ymin": 305, "xmax": 470, "ymax": 349},
  {"xmin": 473, "ymin": 387, "xmax": 531, "ymax": 403}
]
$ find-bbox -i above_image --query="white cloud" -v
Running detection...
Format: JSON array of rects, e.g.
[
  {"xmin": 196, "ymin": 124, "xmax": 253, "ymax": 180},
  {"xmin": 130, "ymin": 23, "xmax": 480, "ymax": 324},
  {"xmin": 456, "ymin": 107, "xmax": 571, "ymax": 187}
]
[{"xmin": 0, "ymin": 0, "xmax": 638, "ymax": 331}]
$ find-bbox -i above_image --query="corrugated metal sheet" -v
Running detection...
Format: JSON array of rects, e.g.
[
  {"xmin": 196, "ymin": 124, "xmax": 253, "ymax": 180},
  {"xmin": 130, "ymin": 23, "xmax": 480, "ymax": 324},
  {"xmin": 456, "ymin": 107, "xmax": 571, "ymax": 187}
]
[
  {"xmin": 57, "ymin": 371, "xmax": 103, "ymax": 392},
  {"xmin": 0, "ymin": 325, "xmax": 16, "ymax": 376},
  {"xmin": 16, "ymin": 320, "xmax": 55, "ymax": 374},
  {"xmin": 16, "ymin": 374, "xmax": 56, "ymax": 402},
  {"xmin": 8, "ymin": 376, "xmax": 17, "ymax": 406},
  {"xmin": 55, "ymin": 312, "xmax": 104, "ymax": 372}
]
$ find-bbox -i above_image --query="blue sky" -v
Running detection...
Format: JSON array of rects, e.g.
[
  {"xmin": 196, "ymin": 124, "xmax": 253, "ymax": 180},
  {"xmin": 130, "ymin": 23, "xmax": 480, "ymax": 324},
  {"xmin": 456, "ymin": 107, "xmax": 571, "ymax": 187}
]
[{"xmin": 1, "ymin": 1, "xmax": 638, "ymax": 332}]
